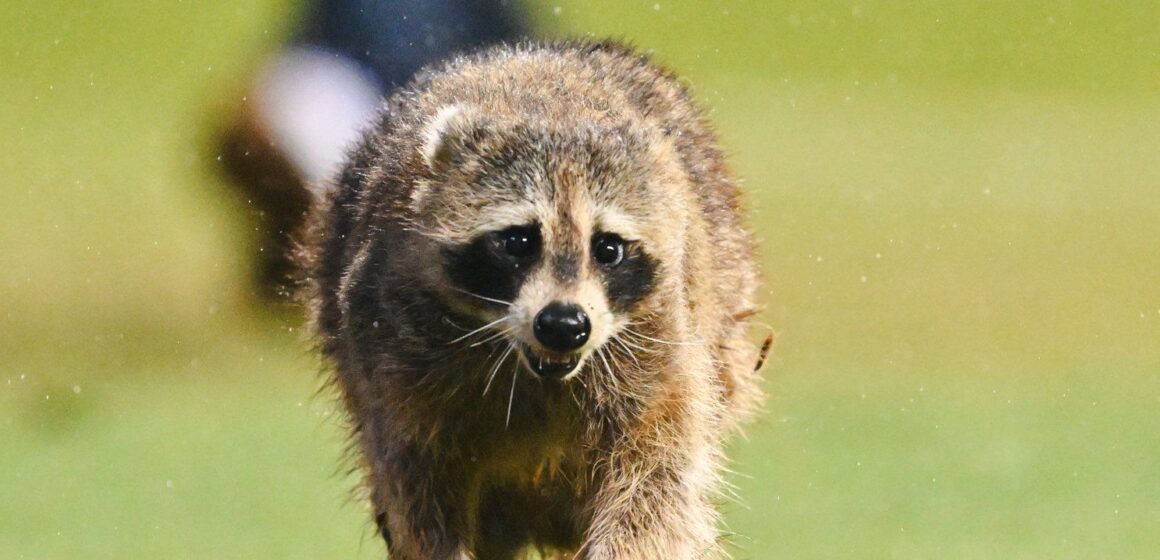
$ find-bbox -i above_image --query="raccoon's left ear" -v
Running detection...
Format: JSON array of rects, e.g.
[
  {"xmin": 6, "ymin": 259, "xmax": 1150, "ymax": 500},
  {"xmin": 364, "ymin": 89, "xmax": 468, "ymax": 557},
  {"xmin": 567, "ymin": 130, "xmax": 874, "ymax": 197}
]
[{"xmin": 420, "ymin": 104, "xmax": 487, "ymax": 170}]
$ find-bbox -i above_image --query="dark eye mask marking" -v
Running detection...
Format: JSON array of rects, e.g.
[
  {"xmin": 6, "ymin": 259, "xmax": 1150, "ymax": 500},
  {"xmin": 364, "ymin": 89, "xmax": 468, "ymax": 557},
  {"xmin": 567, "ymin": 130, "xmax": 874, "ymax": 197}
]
[
  {"xmin": 442, "ymin": 225, "xmax": 540, "ymax": 305},
  {"xmin": 601, "ymin": 242, "xmax": 657, "ymax": 312}
]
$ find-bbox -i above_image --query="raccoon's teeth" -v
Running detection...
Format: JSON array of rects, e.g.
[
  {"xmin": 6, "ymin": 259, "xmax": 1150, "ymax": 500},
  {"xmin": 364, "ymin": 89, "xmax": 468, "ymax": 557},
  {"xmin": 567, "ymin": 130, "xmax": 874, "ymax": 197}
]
[{"xmin": 519, "ymin": 346, "xmax": 580, "ymax": 379}]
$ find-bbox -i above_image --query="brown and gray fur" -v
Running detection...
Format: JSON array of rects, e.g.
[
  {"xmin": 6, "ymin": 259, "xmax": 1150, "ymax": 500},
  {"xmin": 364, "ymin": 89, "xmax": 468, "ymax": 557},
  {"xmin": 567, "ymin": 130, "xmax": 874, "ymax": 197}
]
[{"xmin": 298, "ymin": 41, "xmax": 764, "ymax": 559}]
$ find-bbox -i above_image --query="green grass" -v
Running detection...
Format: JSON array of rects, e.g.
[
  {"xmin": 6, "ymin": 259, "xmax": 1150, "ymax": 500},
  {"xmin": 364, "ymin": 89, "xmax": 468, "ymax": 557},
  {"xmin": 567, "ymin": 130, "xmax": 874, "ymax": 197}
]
[
  {"xmin": 2, "ymin": 1, "xmax": 1159, "ymax": 558},
  {"xmin": 2, "ymin": 331, "xmax": 376, "ymax": 559}
]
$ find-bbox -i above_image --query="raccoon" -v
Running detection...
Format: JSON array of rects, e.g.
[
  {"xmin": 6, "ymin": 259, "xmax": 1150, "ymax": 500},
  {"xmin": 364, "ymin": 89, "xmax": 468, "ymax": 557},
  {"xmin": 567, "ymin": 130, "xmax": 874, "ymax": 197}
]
[{"xmin": 299, "ymin": 41, "xmax": 764, "ymax": 559}]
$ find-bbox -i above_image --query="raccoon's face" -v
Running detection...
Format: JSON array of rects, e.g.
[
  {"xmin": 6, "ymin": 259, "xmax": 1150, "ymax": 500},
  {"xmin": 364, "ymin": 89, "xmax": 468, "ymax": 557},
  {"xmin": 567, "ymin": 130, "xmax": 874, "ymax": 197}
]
[{"xmin": 412, "ymin": 105, "xmax": 686, "ymax": 380}]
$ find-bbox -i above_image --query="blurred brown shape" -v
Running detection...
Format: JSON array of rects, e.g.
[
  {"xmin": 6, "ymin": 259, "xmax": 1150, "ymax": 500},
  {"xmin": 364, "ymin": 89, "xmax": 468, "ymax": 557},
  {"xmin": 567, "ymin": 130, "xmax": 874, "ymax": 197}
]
[{"xmin": 215, "ymin": 96, "xmax": 312, "ymax": 301}]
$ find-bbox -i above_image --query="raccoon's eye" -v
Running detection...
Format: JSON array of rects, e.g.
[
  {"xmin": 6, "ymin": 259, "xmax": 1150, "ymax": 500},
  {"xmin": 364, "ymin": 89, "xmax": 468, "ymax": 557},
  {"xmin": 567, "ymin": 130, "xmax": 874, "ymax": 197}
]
[
  {"xmin": 500, "ymin": 226, "xmax": 540, "ymax": 259},
  {"xmin": 592, "ymin": 234, "xmax": 626, "ymax": 267}
]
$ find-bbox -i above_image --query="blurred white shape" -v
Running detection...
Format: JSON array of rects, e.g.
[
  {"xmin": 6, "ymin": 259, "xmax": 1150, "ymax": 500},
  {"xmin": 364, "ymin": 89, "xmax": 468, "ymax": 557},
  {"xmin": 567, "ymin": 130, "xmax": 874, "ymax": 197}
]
[{"xmin": 254, "ymin": 47, "xmax": 383, "ymax": 184}]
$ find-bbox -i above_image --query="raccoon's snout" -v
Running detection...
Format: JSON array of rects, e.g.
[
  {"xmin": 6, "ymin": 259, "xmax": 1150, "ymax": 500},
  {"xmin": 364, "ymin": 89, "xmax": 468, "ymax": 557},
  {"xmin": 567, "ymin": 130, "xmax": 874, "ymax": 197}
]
[{"xmin": 533, "ymin": 302, "xmax": 590, "ymax": 352}]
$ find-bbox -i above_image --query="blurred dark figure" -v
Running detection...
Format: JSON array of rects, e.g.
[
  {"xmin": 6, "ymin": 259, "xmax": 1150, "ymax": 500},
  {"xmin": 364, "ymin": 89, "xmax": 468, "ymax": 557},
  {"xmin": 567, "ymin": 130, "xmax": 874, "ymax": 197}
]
[{"xmin": 216, "ymin": 0, "xmax": 528, "ymax": 299}]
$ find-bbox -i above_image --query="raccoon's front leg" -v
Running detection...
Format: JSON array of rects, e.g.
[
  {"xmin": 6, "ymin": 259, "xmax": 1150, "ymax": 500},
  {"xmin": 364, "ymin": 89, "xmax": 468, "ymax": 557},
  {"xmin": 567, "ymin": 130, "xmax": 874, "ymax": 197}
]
[
  {"xmin": 578, "ymin": 419, "xmax": 724, "ymax": 559},
  {"xmin": 372, "ymin": 448, "xmax": 473, "ymax": 560}
]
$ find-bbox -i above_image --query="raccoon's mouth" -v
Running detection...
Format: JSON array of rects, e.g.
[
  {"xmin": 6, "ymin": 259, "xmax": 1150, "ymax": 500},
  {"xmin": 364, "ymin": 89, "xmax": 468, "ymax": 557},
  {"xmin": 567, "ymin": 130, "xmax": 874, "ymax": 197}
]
[{"xmin": 518, "ymin": 345, "xmax": 581, "ymax": 379}]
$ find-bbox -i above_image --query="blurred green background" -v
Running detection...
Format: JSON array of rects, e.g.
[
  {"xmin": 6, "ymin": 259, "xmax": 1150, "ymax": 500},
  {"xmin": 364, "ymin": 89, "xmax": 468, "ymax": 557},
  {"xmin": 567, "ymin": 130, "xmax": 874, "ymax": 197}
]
[{"xmin": 2, "ymin": 1, "xmax": 1158, "ymax": 558}]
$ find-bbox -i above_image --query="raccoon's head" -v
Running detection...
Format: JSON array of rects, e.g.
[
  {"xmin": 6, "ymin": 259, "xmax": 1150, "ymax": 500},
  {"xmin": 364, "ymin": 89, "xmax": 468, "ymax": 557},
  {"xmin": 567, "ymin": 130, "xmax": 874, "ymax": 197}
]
[{"xmin": 410, "ymin": 104, "xmax": 689, "ymax": 380}]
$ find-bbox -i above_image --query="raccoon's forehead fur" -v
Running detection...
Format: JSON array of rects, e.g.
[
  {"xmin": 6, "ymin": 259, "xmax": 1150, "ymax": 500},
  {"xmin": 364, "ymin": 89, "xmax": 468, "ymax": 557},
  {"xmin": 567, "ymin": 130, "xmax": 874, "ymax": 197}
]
[
  {"xmin": 412, "ymin": 111, "xmax": 682, "ymax": 246},
  {"xmin": 412, "ymin": 65, "xmax": 694, "ymax": 240}
]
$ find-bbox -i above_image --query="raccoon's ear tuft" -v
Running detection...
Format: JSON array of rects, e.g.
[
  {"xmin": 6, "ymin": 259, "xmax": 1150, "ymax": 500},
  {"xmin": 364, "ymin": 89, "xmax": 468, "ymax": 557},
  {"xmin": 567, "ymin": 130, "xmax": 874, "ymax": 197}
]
[{"xmin": 420, "ymin": 104, "xmax": 484, "ymax": 170}]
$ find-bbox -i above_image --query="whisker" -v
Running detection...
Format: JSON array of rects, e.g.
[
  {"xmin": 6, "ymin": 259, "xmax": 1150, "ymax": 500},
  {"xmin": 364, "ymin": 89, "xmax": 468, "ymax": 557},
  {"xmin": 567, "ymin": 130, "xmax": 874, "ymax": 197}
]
[
  {"xmin": 595, "ymin": 346, "xmax": 621, "ymax": 395},
  {"xmin": 596, "ymin": 347, "xmax": 614, "ymax": 376},
  {"xmin": 505, "ymin": 360, "xmax": 520, "ymax": 429},
  {"xmin": 606, "ymin": 344, "xmax": 632, "ymax": 375},
  {"xmin": 609, "ymin": 337, "xmax": 641, "ymax": 367},
  {"xmin": 449, "ymin": 287, "xmax": 512, "ymax": 307},
  {"xmin": 614, "ymin": 334, "xmax": 657, "ymax": 355},
  {"xmin": 441, "ymin": 316, "xmax": 470, "ymax": 332},
  {"xmin": 469, "ymin": 326, "xmax": 514, "ymax": 348},
  {"xmin": 479, "ymin": 337, "xmax": 503, "ymax": 366},
  {"xmin": 483, "ymin": 343, "xmax": 515, "ymax": 396},
  {"xmin": 447, "ymin": 315, "xmax": 509, "ymax": 345},
  {"xmin": 623, "ymin": 327, "xmax": 695, "ymax": 347}
]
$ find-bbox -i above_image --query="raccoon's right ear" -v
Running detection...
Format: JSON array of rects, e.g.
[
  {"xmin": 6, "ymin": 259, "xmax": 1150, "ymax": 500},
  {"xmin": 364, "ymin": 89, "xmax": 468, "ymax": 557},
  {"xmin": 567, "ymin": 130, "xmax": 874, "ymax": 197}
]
[{"xmin": 420, "ymin": 104, "xmax": 486, "ymax": 170}]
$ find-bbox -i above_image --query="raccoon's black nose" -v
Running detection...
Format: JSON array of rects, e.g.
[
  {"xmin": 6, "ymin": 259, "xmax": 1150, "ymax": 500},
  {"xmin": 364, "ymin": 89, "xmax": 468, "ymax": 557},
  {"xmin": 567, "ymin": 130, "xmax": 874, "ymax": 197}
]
[{"xmin": 533, "ymin": 302, "xmax": 590, "ymax": 352}]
